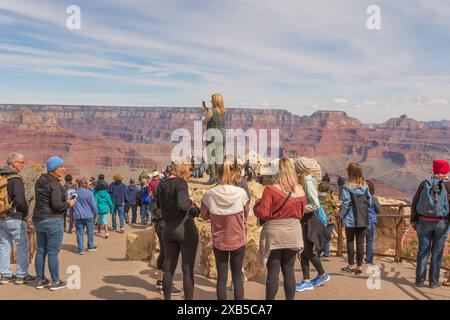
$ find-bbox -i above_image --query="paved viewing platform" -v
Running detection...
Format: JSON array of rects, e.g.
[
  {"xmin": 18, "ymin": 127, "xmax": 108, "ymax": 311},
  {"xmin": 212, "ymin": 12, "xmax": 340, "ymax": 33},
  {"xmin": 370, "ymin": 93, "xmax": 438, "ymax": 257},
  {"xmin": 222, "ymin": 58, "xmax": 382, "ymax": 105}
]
[{"xmin": 1, "ymin": 225, "xmax": 449, "ymax": 300}]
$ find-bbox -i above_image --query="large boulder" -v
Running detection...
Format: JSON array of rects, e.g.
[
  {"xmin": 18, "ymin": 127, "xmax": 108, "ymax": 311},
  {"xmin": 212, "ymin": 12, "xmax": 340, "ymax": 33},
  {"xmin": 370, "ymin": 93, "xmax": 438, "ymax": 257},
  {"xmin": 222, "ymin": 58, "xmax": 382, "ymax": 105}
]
[
  {"xmin": 194, "ymin": 216, "xmax": 264, "ymax": 280},
  {"xmin": 130, "ymin": 180, "xmax": 266, "ymax": 280},
  {"xmin": 125, "ymin": 227, "xmax": 157, "ymax": 261}
]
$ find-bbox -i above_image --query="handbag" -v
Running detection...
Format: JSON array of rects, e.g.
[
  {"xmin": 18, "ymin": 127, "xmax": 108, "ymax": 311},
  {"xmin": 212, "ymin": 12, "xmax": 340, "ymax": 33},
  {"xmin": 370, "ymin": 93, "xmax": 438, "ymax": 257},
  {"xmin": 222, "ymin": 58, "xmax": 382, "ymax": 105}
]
[{"xmin": 258, "ymin": 192, "xmax": 292, "ymax": 226}]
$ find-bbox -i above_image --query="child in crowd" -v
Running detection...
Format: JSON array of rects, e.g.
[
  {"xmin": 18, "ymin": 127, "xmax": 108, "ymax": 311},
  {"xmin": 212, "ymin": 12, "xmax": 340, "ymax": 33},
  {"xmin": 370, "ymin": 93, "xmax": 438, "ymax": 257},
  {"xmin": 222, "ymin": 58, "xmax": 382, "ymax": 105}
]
[{"xmin": 316, "ymin": 181, "xmax": 338, "ymax": 258}]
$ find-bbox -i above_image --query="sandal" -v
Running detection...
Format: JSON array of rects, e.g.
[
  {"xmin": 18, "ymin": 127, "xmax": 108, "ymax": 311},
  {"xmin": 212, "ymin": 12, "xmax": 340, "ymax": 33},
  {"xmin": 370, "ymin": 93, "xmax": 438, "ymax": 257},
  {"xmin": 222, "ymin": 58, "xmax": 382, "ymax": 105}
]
[
  {"xmin": 354, "ymin": 269, "xmax": 363, "ymax": 275},
  {"xmin": 442, "ymin": 281, "xmax": 450, "ymax": 287},
  {"xmin": 341, "ymin": 267, "xmax": 355, "ymax": 273}
]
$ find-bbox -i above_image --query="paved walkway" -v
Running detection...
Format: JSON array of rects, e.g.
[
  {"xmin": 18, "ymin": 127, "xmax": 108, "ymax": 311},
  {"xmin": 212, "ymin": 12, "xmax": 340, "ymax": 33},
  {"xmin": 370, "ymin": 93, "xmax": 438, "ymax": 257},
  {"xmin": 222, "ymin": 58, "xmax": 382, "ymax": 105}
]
[{"xmin": 1, "ymin": 224, "xmax": 449, "ymax": 300}]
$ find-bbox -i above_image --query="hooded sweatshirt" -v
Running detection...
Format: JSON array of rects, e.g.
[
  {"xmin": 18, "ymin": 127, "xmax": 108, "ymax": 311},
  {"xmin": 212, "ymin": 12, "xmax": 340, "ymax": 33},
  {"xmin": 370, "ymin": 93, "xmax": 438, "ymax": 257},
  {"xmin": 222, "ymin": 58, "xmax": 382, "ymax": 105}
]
[
  {"xmin": 95, "ymin": 189, "xmax": 114, "ymax": 214},
  {"xmin": 108, "ymin": 181, "xmax": 129, "ymax": 206},
  {"xmin": 202, "ymin": 185, "xmax": 250, "ymax": 251},
  {"xmin": 0, "ymin": 167, "xmax": 28, "ymax": 220},
  {"xmin": 72, "ymin": 187, "xmax": 98, "ymax": 220},
  {"xmin": 126, "ymin": 184, "xmax": 139, "ymax": 206},
  {"xmin": 339, "ymin": 183, "xmax": 372, "ymax": 228}
]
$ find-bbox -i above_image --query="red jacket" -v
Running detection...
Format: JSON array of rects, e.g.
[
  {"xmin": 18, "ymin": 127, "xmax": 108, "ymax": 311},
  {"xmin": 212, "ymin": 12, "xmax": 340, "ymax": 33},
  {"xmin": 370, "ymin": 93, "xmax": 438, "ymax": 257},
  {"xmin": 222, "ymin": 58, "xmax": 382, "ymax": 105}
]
[{"xmin": 254, "ymin": 185, "xmax": 306, "ymax": 221}]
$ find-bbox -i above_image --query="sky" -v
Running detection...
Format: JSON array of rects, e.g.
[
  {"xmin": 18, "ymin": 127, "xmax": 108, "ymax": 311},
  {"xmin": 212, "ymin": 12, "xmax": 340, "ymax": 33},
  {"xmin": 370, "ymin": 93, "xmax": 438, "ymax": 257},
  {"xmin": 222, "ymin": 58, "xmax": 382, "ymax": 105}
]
[{"xmin": 0, "ymin": 0, "xmax": 450, "ymax": 122}]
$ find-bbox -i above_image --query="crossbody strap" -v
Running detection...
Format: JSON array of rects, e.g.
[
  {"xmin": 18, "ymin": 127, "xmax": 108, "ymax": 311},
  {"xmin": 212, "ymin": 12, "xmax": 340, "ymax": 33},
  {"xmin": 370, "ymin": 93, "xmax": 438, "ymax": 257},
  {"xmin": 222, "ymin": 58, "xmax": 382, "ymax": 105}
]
[{"xmin": 271, "ymin": 192, "xmax": 292, "ymax": 218}]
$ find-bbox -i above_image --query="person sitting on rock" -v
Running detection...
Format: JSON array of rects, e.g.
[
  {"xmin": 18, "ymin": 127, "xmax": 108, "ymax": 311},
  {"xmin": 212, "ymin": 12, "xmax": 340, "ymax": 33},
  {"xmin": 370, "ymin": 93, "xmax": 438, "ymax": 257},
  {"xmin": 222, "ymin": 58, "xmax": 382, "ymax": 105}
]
[{"xmin": 201, "ymin": 158, "xmax": 250, "ymax": 300}]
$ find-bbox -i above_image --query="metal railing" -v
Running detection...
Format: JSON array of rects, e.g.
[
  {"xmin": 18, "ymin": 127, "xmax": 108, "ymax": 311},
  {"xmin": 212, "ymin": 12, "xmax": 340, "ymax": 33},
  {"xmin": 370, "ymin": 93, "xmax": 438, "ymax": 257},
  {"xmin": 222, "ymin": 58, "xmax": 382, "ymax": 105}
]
[{"xmin": 335, "ymin": 204, "xmax": 412, "ymax": 263}]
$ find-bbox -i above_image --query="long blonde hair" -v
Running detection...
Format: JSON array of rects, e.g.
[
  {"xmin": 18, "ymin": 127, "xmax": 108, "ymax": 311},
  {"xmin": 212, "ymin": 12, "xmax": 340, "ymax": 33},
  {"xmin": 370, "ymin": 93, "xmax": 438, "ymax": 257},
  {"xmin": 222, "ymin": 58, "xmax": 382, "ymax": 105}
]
[
  {"xmin": 218, "ymin": 158, "xmax": 239, "ymax": 185},
  {"xmin": 346, "ymin": 163, "xmax": 365, "ymax": 187},
  {"xmin": 212, "ymin": 93, "xmax": 227, "ymax": 116},
  {"xmin": 170, "ymin": 163, "xmax": 191, "ymax": 180},
  {"xmin": 275, "ymin": 158, "xmax": 298, "ymax": 193}
]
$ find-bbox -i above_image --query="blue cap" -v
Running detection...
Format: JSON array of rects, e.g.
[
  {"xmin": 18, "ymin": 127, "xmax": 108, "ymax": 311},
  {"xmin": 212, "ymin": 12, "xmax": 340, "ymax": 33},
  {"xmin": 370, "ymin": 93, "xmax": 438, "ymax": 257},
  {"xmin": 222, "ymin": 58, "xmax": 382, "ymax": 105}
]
[{"xmin": 47, "ymin": 156, "xmax": 65, "ymax": 172}]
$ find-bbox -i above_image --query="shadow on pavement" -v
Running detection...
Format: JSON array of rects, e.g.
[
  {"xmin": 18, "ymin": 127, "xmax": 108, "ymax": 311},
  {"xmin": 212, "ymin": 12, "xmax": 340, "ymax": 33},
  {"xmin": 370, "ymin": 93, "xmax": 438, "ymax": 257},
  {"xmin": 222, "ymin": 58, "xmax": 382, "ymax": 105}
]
[{"xmin": 91, "ymin": 285, "xmax": 148, "ymax": 300}]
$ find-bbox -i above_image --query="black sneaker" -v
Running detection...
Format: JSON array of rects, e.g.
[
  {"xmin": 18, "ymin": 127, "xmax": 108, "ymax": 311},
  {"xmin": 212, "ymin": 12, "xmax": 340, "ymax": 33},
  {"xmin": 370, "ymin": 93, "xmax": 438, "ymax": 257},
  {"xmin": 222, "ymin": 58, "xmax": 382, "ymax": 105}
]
[
  {"xmin": 171, "ymin": 286, "xmax": 182, "ymax": 296},
  {"xmin": 0, "ymin": 276, "xmax": 12, "ymax": 285},
  {"xmin": 36, "ymin": 278, "xmax": 51, "ymax": 289},
  {"xmin": 156, "ymin": 280, "xmax": 163, "ymax": 291},
  {"xmin": 50, "ymin": 280, "xmax": 67, "ymax": 291},
  {"xmin": 415, "ymin": 282, "xmax": 424, "ymax": 288},
  {"xmin": 15, "ymin": 275, "xmax": 36, "ymax": 285},
  {"xmin": 87, "ymin": 246, "xmax": 98, "ymax": 252}
]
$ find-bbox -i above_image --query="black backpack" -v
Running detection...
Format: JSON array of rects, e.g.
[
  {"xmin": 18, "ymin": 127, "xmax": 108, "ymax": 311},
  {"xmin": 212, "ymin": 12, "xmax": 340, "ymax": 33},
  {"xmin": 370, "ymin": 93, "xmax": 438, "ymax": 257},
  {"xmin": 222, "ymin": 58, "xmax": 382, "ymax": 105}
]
[{"xmin": 349, "ymin": 189, "xmax": 370, "ymax": 228}]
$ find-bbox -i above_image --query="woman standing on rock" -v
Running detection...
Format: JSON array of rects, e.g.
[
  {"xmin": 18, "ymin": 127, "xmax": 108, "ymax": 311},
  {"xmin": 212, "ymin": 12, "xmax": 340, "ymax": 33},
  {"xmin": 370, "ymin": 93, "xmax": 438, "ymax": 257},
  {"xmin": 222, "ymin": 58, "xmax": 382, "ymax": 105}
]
[
  {"xmin": 254, "ymin": 158, "xmax": 306, "ymax": 300},
  {"xmin": 202, "ymin": 93, "xmax": 227, "ymax": 185},
  {"xmin": 294, "ymin": 157, "xmax": 331, "ymax": 292},
  {"xmin": 201, "ymin": 159, "xmax": 250, "ymax": 300},
  {"xmin": 156, "ymin": 162, "xmax": 199, "ymax": 300}
]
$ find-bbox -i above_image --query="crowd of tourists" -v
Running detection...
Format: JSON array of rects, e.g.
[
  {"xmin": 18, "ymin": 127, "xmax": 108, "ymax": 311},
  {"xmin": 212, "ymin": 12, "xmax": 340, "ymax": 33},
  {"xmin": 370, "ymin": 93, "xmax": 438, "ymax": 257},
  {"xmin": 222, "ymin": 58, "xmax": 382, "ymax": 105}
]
[{"xmin": 0, "ymin": 93, "xmax": 449, "ymax": 299}]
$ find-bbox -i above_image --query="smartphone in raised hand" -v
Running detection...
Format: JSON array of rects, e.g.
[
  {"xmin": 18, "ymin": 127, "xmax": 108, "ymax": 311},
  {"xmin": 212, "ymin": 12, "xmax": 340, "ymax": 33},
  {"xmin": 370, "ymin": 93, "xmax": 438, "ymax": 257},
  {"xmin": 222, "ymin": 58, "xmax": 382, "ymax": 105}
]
[{"xmin": 202, "ymin": 101, "xmax": 208, "ymax": 112}]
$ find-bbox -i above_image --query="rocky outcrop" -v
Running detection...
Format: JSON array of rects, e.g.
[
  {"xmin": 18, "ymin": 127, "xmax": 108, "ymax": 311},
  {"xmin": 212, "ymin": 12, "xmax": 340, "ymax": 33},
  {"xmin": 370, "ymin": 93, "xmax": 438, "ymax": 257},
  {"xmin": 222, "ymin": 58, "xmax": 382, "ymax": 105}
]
[{"xmin": 125, "ymin": 228, "xmax": 157, "ymax": 261}]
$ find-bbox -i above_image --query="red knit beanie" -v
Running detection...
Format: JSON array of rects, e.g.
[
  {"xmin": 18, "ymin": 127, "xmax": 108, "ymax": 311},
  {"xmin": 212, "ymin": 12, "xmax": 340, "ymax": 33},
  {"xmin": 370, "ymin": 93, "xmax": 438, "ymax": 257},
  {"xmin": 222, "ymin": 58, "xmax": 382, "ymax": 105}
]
[{"xmin": 433, "ymin": 160, "xmax": 450, "ymax": 175}]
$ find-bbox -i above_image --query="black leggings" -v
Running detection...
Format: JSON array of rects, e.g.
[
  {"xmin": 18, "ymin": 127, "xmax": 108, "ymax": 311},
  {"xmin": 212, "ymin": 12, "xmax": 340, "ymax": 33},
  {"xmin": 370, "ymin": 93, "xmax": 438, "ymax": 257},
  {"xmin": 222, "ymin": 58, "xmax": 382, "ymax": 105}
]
[
  {"xmin": 162, "ymin": 218, "xmax": 199, "ymax": 300},
  {"xmin": 300, "ymin": 213, "xmax": 325, "ymax": 280},
  {"xmin": 155, "ymin": 222, "xmax": 164, "ymax": 271},
  {"xmin": 345, "ymin": 227, "xmax": 366, "ymax": 267},
  {"xmin": 266, "ymin": 249, "xmax": 297, "ymax": 300},
  {"xmin": 213, "ymin": 246, "xmax": 245, "ymax": 300}
]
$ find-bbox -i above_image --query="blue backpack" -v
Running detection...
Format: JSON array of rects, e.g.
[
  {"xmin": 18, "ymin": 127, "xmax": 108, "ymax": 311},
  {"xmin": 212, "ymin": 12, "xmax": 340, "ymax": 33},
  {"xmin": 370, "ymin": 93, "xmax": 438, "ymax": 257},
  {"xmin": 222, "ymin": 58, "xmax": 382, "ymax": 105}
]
[
  {"xmin": 316, "ymin": 204, "xmax": 328, "ymax": 226},
  {"xmin": 416, "ymin": 178, "xmax": 449, "ymax": 218}
]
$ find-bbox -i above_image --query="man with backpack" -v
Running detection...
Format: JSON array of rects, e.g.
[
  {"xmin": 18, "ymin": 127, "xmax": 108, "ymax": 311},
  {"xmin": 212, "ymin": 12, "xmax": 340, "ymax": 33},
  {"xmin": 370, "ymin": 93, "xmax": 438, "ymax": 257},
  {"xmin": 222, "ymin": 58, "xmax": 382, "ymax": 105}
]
[
  {"xmin": 0, "ymin": 153, "xmax": 35, "ymax": 285},
  {"xmin": 411, "ymin": 159, "xmax": 450, "ymax": 288}
]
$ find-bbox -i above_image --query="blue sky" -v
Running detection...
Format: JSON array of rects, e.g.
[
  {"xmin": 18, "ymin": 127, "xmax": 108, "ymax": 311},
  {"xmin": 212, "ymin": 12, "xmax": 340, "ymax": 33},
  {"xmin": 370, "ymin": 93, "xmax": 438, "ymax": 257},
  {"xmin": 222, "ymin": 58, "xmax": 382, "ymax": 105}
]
[{"xmin": 0, "ymin": 0, "xmax": 450, "ymax": 122}]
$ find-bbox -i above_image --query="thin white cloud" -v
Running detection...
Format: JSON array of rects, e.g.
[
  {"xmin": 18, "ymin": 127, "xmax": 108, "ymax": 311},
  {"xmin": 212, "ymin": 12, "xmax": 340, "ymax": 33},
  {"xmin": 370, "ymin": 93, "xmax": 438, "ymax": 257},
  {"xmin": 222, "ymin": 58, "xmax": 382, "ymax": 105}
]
[{"xmin": 334, "ymin": 98, "xmax": 348, "ymax": 105}]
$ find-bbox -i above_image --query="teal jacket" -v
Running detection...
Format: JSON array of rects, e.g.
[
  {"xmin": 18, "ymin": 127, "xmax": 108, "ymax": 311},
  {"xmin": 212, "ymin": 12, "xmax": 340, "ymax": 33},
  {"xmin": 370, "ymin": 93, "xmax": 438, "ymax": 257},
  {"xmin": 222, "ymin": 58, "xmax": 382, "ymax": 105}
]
[
  {"xmin": 95, "ymin": 190, "xmax": 114, "ymax": 214},
  {"xmin": 303, "ymin": 175, "xmax": 320, "ymax": 213}
]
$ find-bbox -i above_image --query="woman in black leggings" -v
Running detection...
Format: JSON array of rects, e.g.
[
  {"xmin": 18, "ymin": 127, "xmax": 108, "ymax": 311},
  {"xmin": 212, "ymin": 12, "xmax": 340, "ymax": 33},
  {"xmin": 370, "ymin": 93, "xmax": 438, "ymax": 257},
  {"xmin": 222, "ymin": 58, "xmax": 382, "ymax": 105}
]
[
  {"xmin": 201, "ymin": 159, "xmax": 250, "ymax": 300},
  {"xmin": 156, "ymin": 163, "xmax": 199, "ymax": 300},
  {"xmin": 254, "ymin": 158, "xmax": 306, "ymax": 300}
]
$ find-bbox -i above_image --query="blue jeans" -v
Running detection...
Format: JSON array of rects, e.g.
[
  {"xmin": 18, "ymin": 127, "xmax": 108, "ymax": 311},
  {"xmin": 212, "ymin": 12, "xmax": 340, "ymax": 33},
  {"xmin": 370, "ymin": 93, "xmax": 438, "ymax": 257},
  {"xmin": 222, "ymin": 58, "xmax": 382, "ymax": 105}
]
[
  {"xmin": 112, "ymin": 203, "xmax": 125, "ymax": 230},
  {"xmin": 317, "ymin": 224, "xmax": 334, "ymax": 257},
  {"xmin": 140, "ymin": 204, "xmax": 149, "ymax": 222},
  {"xmin": 0, "ymin": 219, "xmax": 30, "ymax": 278},
  {"xmin": 75, "ymin": 218, "xmax": 95, "ymax": 252},
  {"xmin": 33, "ymin": 218, "xmax": 64, "ymax": 283},
  {"xmin": 365, "ymin": 223, "xmax": 376, "ymax": 264},
  {"xmin": 416, "ymin": 219, "xmax": 449, "ymax": 286}
]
